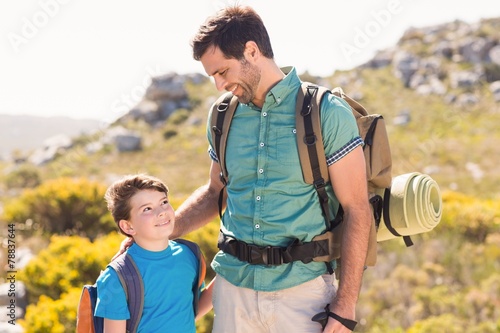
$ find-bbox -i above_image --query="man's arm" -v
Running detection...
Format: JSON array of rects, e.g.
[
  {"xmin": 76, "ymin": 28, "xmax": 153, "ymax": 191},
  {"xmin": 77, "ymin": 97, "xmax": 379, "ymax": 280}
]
[
  {"xmin": 171, "ymin": 160, "xmax": 226, "ymax": 239},
  {"xmin": 325, "ymin": 145, "xmax": 371, "ymax": 332}
]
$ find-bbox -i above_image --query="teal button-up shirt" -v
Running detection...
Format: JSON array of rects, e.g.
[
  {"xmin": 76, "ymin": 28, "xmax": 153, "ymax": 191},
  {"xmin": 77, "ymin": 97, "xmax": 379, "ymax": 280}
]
[{"xmin": 207, "ymin": 67, "xmax": 362, "ymax": 291}]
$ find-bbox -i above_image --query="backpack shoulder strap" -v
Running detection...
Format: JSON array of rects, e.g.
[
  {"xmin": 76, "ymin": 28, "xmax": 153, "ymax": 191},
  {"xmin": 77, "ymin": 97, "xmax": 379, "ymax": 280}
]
[
  {"xmin": 210, "ymin": 92, "xmax": 239, "ymax": 185},
  {"xmin": 296, "ymin": 82, "xmax": 332, "ymax": 231},
  {"xmin": 210, "ymin": 92, "xmax": 239, "ymax": 218},
  {"xmin": 296, "ymin": 82, "xmax": 331, "ymax": 185},
  {"xmin": 174, "ymin": 239, "xmax": 207, "ymax": 315},
  {"xmin": 108, "ymin": 253, "xmax": 144, "ymax": 333}
]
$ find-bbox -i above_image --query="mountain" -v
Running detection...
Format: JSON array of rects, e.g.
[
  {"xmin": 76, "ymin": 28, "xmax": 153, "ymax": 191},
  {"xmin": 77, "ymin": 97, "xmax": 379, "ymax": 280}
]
[
  {"xmin": 2, "ymin": 17, "xmax": 500, "ymax": 199},
  {"xmin": 0, "ymin": 114, "xmax": 100, "ymax": 157}
]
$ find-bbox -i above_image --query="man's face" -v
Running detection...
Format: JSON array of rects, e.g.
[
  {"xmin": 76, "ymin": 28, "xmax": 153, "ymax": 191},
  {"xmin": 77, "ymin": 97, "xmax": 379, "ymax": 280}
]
[{"xmin": 200, "ymin": 45, "xmax": 260, "ymax": 104}]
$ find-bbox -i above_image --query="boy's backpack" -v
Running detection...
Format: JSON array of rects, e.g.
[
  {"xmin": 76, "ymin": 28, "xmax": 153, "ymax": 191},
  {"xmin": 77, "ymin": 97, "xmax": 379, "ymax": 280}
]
[
  {"xmin": 210, "ymin": 82, "xmax": 394, "ymax": 268},
  {"xmin": 76, "ymin": 239, "xmax": 206, "ymax": 333}
]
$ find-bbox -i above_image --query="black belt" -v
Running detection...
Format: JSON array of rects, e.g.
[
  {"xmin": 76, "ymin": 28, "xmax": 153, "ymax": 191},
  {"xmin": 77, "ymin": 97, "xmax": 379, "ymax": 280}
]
[{"xmin": 217, "ymin": 231, "xmax": 330, "ymax": 266}]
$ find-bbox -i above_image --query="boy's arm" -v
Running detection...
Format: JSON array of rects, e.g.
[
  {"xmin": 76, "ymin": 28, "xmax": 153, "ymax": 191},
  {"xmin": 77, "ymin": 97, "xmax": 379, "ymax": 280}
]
[
  {"xmin": 104, "ymin": 318, "xmax": 126, "ymax": 333},
  {"xmin": 195, "ymin": 277, "xmax": 215, "ymax": 320}
]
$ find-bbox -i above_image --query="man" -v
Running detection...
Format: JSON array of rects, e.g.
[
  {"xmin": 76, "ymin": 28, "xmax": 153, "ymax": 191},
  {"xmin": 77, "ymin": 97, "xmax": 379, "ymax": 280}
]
[{"xmin": 174, "ymin": 5, "xmax": 371, "ymax": 333}]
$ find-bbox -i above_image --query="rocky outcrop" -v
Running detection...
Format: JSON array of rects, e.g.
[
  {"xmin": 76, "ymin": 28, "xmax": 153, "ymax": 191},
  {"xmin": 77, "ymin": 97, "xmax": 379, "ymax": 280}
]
[
  {"xmin": 361, "ymin": 18, "xmax": 500, "ymax": 106},
  {"xmin": 118, "ymin": 72, "xmax": 208, "ymax": 126},
  {"xmin": 28, "ymin": 134, "xmax": 73, "ymax": 166},
  {"xmin": 103, "ymin": 126, "xmax": 142, "ymax": 152}
]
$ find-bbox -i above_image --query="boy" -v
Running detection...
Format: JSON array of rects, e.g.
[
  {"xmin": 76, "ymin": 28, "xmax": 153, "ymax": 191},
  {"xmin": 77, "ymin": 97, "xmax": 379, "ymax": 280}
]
[{"xmin": 95, "ymin": 174, "xmax": 213, "ymax": 332}]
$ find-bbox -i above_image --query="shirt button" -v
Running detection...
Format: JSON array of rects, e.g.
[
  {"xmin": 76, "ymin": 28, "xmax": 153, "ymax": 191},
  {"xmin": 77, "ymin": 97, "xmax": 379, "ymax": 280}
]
[
  {"xmin": 258, "ymin": 168, "xmax": 264, "ymax": 174},
  {"xmin": 292, "ymin": 128, "xmax": 297, "ymax": 134},
  {"xmin": 262, "ymin": 112, "xmax": 268, "ymax": 117},
  {"xmin": 255, "ymin": 224, "xmax": 260, "ymax": 229},
  {"xmin": 260, "ymin": 142, "xmax": 265, "ymax": 147},
  {"xmin": 256, "ymin": 196, "xmax": 261, "ymax": 201}
]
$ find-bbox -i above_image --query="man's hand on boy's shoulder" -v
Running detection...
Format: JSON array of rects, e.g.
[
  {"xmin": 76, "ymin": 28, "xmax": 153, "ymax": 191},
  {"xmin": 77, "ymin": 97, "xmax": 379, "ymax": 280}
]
[{"xmin": 112, "ymin": 237, "xmax": 134, "ymax": 261}]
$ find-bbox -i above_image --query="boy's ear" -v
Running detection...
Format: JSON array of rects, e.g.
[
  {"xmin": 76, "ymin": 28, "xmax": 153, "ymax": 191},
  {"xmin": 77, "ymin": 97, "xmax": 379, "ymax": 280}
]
[{"xmin": 119, "ymin": 220, "xmax": 136, "ymax": 235}]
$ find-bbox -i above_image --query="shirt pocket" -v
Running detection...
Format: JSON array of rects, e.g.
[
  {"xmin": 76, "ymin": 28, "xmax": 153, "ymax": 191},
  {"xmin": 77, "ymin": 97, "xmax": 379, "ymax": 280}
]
[{"xmin": 274, "ymin": 127, "xmax": 298, "ymax": 166}]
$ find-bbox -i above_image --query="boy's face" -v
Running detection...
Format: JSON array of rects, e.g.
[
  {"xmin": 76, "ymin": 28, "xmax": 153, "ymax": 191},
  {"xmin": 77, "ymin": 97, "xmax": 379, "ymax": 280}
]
[{"xmin": 121, "ymin": 189, "xmax": 175, "ymax": 243}]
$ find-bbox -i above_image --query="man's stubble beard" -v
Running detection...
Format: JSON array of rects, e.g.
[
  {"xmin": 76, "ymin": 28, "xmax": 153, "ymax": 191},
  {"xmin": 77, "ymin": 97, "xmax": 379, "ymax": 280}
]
[{"xmin": 236, "ymin": 59, "xmax": 261, "ymax": 105}]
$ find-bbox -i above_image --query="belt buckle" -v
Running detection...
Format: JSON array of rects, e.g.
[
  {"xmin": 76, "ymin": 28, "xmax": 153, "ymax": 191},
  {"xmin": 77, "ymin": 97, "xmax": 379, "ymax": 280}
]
[{"xmin": 248, "ymin": 245, "xmax": 264, "ymax": 265}]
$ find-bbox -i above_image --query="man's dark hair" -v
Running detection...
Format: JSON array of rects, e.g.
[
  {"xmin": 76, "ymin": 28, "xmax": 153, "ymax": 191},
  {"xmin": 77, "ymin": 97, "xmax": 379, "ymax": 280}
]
[{"xmin": 191, "ymin": 5, "xmax": 274, "ymax": 61}]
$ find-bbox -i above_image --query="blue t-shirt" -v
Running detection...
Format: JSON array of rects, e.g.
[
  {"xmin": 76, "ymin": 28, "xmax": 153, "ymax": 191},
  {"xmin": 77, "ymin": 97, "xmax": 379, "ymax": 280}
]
[{"xmin": 95, "ymin": 241, "xmax": 199, "ymax": 333}]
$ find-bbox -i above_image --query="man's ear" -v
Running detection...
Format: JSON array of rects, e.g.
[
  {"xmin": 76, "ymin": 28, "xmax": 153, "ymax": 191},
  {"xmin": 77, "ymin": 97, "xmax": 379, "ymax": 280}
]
[
  {"xmin": 244, "ymin": 41, "xmax": 260, "ymax": 61},
  {"xmin": 119, "ymin": 220, "xmax": 136, "ymax": 236}
]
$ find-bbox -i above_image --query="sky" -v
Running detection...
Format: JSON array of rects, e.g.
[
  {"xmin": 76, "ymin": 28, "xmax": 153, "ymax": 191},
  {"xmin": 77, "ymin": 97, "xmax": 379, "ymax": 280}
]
[{"xmin": 1, "ymin": 0, "xmax": 500, "ymax": 124}]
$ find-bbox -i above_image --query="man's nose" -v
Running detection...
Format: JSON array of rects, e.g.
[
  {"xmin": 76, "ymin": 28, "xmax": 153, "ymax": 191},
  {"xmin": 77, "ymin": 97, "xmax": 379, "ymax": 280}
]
[{"xmin": 214, "ymin": 76, "xmax": 226, "ymax": 92}]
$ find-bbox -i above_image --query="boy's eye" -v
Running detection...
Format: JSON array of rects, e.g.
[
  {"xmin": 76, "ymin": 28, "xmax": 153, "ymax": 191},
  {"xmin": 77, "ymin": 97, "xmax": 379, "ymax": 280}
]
[
  {"xmin": 161, "ymin": 199, "xmax": 169, "ymax": 205},
  {"xmin": 143, "ymin": 207, "xmax": 152, "ymax": 212}
]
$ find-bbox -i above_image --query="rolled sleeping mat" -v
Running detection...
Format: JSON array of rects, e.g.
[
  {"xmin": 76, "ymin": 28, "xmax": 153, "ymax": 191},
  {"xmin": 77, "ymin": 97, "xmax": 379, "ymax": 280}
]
[{"xmin": 377, "ymin": 172, "xmax": 442, "ymax": 242}]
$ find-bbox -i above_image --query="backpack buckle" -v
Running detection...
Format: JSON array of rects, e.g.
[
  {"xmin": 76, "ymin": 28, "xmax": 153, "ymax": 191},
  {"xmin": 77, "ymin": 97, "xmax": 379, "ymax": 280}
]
[
  {"xmin": 217, "ymin": 101, "xmax": 229, "ymax": 112},
  {"xmin": 301, "ymin": 103, "xmax": 312, "ymax": 116},
  {"xmin": 304, "ymin": 134, "xmax": 317, "ymax": 145},
  {"xmin": 313, "ymin": 178, "xmax": 326, "ymax": 189},
  {"xmin": 219, "ymin": 172, "xmax": 227, "ymax": 185},
  {"xmin": 212, "ymin": 126, "xmax": 222, "ymax": 135},
  {"xmin": 247, "ymin": 245, "xmax": 283, "ymax": 265}
]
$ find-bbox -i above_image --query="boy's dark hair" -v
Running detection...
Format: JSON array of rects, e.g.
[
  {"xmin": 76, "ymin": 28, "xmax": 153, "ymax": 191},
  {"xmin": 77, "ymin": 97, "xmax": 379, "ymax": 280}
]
[
  {"xmin": 191, "ymin": 5, "xmax": 274, "ymax": 61},
  {"xmin": 104, "ymin": 174, "xmax": 169, "ymax": 236}
]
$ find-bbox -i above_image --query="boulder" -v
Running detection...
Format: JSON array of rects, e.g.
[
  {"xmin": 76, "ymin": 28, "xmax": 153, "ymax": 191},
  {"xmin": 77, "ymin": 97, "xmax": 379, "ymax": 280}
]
[
  {"xmin": 489, "ymin": 81, "xmax": 500, "ymax": 102},
  {"xmin": 104, "ymin": 126, "xmax": 142, "ymax": 152},
  {"xmin": 28, "ymin": 134, "xmax": 73, "ymax": 166},
  {"xmin": 393, "ymin": 51, "xmax": 420, "ymax": 87}
]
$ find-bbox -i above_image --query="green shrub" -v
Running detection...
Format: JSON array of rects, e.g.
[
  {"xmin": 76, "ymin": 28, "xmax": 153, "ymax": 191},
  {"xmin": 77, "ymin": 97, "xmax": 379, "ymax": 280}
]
[
  {"xmin": 163, "ymin": 128, "xmax": 178, "ymax": 139},
  {"xmin": 18, "ymin": 233, "xmax": 123, "ymax": 302},
  {"xmin": 2, "ymin": 177, "xmax": 115, "ymax": 240},
  {"xmin": 407, "ymin": 313, "xmax": 467, "ymax": 333},
  {"xmin": 439, "ymin": 191, "xmax": 500, "ymax": 243},
  {"xmin": 4, "ymin": 164, "xmax": 41, "ymax": 189},
  {"xmin": 19, "ymin": 287, "xmax": 81, "ymax": 333},
  {"xmin": 168, "ymin": 108, "xmax": 190, "ymax": 125}
]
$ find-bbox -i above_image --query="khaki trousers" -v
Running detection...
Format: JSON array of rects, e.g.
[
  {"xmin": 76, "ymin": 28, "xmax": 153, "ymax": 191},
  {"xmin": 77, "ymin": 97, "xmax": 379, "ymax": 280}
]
[{"xmin": 212, "ymin": 274, "xmax": 337, "ymax": 333}]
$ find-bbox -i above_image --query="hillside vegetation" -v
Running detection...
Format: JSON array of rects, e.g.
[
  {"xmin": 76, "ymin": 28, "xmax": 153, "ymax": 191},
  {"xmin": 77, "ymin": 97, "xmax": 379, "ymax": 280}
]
[{"xmin": 0, "ymin": 17, "xmax": 499, "ymax": 332}]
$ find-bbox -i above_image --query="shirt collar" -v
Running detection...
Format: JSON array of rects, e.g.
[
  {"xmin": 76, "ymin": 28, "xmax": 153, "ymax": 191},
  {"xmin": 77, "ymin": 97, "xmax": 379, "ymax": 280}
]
[{"xmin": 247, "ymin": 66, "xmax": 301, "ymax": 109}]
